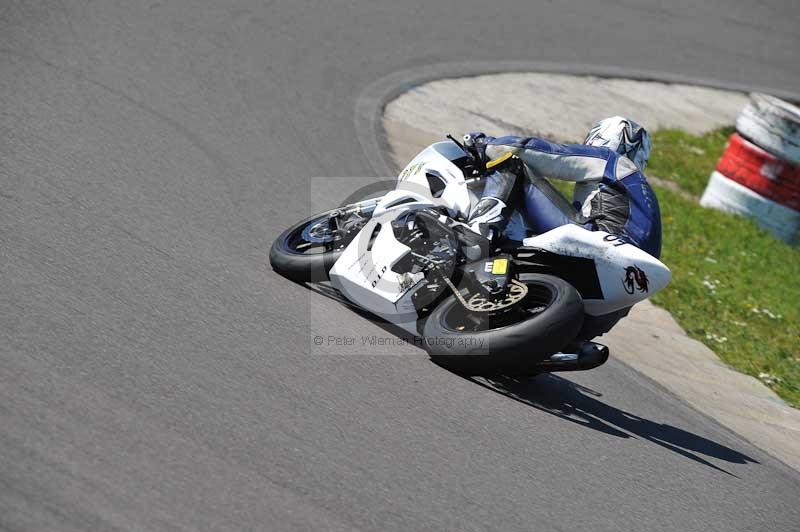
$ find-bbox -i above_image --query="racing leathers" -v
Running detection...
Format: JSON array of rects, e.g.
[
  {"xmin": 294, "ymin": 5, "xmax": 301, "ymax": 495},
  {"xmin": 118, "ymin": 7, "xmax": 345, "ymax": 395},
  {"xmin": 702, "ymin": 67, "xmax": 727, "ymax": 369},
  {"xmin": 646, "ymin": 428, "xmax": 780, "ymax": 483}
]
[{"xmin": 465, "ymin": 133, "xmax": 662, "ymax": 258}]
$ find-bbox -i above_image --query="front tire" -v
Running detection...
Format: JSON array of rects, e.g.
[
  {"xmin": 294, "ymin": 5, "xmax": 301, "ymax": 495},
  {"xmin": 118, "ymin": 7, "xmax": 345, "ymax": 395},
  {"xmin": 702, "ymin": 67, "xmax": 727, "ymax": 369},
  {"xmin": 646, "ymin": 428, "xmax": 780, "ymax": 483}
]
[
  {"xmin": 423, "ymin": 273, "xmax": 584, "ymax": 375},
  {"xmin": 270, "ymin": 195, "xmax": 382, "ymax": 282},
  {"xmin": 270, "ymin": 211, "xmax": 346, "ymax": 282}
]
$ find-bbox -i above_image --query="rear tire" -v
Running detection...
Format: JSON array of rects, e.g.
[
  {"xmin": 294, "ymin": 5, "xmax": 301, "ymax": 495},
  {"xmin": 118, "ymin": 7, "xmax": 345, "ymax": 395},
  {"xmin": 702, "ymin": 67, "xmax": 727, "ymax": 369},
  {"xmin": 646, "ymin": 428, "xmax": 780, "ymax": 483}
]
[{"xmin": 423, "ymin": 273, "xmax": 584, "ymax": 375}]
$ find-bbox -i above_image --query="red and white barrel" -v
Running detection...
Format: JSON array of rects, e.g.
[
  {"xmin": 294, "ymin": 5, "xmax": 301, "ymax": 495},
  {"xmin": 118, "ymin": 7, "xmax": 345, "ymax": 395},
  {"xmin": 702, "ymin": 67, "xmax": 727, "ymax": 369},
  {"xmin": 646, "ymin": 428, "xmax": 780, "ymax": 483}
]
[
  {"xmin": 700, "ymin": 93, "xmax": 800, "ymax": 244},
  {"xmin": 714, "ymin": 133, "xmax": 800, "ymax": 212}
]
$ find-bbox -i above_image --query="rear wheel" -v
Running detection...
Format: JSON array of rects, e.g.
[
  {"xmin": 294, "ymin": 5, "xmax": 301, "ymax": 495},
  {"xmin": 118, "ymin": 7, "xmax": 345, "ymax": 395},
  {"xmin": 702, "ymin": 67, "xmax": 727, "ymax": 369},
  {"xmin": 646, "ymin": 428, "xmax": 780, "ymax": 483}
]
[{"xmin": 423, "ymin": 273, "xmax": 584, "ymax": 375}]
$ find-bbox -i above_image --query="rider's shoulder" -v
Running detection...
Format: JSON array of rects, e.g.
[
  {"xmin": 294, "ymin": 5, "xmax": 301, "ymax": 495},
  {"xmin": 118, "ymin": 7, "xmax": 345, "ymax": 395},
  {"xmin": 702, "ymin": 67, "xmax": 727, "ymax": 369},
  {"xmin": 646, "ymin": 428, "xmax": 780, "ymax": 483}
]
[{"xmin": 611, "ymin": 153, "xmax": 641, "ymax": 179}]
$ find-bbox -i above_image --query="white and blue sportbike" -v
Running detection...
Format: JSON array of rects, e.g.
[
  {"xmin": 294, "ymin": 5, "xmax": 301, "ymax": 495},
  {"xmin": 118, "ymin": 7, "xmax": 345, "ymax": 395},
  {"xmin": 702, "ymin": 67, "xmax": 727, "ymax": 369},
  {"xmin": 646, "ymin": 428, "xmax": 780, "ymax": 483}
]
[{"xmin": 271, "ymin": 137, "xmax": 671, "ymax": 375}]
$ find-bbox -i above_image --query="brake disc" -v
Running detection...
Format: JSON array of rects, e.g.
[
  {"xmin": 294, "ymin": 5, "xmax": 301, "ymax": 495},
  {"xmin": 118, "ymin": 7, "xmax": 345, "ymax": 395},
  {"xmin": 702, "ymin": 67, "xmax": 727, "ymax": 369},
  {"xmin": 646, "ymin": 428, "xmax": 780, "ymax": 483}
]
[
  {"xmin": 442, "ymin": 277, "xmax": 529, "ymax": 313},
  {"xmin": 302, "ymin": 219, "xmax": 339, "ymax": 243},
  {"xmin": 465, "ymin": 279, "xmax": 529, "ymax": 312},
  {"xmin": 302, "ymin": 212, "xmax": 368, "ymax": 244}
]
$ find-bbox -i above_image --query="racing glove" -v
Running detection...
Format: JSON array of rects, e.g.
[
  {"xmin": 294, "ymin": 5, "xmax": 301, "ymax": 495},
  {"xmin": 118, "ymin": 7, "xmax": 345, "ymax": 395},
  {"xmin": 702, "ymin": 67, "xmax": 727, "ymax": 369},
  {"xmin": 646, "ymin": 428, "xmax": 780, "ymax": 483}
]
[{"xmin": 468, "ymin": 196, "xmax": 508, "ymax": 240}]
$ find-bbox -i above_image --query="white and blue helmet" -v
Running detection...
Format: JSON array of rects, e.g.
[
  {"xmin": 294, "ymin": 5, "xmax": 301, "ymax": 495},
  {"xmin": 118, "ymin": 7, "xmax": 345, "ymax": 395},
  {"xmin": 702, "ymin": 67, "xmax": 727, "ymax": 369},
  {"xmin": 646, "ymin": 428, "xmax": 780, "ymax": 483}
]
[{"xmin": 584, "ymin": 116, "xmax": 651, "ymax": 171}]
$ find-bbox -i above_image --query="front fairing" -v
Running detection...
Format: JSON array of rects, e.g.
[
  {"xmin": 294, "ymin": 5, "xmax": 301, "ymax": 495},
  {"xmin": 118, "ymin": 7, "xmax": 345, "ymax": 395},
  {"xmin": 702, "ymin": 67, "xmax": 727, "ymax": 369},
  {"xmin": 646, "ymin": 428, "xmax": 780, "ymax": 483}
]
[{"xmin": 375, "ymin": 141, "xmax": 474, "ymax": 220}]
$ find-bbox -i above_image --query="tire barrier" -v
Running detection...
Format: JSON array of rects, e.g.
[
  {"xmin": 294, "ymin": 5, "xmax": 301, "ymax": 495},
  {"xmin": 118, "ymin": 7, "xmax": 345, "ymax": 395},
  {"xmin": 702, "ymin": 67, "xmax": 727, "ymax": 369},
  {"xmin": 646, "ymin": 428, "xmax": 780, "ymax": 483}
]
[
  {"xmin": 700, "ymin": 93, "xmax": 800, "ymax": 244},
  {"xmin": 700, "ymin": 171, "xmax": 800, "ymax": 245},
  {"xmin": 715, "ymin": 133, "xmax": 800, "ymax": 212},
  {"xmin": 736, "ymin": 93, "xmax": 800, "ymax": 165}
]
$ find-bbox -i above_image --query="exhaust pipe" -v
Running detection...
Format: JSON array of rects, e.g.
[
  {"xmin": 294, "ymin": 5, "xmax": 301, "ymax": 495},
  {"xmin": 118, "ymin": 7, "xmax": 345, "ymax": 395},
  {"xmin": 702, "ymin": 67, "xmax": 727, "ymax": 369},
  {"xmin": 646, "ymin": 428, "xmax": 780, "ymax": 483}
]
[{"xmin": 534, "ymin": 341, "xmax": 610, "ymax": 372}]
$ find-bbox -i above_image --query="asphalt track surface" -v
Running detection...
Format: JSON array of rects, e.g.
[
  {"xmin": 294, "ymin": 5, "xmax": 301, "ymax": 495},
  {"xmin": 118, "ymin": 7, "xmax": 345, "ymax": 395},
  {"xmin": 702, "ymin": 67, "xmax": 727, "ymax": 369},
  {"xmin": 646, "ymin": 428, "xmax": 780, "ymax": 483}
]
[{"xmin": 2, "ymin": 1, "xmax": 800, "ymax": 530}]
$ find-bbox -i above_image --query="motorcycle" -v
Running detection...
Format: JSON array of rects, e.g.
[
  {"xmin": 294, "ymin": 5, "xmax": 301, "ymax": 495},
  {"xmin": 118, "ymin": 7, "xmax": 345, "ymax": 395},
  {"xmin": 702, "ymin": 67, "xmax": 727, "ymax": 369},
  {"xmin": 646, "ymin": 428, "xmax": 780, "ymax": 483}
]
[{"xmin": 270, "ymin": 136, "xmax": 671, "ymax": 375}]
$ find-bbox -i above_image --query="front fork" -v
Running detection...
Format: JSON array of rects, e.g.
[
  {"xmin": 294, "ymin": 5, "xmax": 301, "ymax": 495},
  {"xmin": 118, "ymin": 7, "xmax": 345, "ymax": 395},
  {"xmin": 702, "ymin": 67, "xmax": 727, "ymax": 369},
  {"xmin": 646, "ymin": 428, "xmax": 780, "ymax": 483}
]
[{"xmin": 326, "ymin": 198, "xmax": 381, "ymax": 244}]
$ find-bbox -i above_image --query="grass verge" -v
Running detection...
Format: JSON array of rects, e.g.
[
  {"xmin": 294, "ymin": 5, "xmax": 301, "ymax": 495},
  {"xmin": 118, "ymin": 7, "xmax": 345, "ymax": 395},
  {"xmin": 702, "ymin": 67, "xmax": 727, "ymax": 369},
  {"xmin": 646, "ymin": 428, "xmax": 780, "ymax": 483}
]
[
  {"xmin": 647, "ymin": 127, "xmax": 735, "ymax": 197},
  {"xmin": 649, "ymin": 128, "xmax": 800, "ymax": 407}
]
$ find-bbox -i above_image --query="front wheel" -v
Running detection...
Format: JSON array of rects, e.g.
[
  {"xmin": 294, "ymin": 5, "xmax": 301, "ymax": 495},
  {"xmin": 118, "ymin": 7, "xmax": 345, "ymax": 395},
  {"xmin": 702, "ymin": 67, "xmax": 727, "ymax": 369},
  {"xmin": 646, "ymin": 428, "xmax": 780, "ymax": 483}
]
[
  {"xmin": 270, "ymin": 202, "xmax": 373, "ymax": 282},
  {"xmin": 422, "ymin": 273, "xmax": 584, "ymax": 375}
]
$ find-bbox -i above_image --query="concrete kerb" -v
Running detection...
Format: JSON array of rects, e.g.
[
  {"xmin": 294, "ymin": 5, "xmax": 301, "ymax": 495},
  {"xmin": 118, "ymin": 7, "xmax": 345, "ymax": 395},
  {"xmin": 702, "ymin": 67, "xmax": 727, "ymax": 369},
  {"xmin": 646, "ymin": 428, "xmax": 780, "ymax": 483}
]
[{"xmin": 355, "ymin": 60, "xmax": 800, "ymax": 178}]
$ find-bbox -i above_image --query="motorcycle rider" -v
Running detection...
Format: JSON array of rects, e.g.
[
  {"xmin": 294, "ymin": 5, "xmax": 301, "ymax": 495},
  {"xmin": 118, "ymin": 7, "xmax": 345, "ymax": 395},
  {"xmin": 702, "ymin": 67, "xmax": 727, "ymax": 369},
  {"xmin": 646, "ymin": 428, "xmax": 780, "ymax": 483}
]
[{"xmin": 464, "ymin": 116, "xmax": 662, "ymax": 258}]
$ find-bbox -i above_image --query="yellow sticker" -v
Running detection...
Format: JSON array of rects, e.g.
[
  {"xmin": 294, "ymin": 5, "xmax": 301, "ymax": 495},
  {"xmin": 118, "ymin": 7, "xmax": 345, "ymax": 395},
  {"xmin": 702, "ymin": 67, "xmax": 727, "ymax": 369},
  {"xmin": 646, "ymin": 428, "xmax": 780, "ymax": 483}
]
[
  {"xmin": 491, "ymin": 258, "xmax": 508, "ymax": 275},
  {"xmin": 486, "ymin": 152, "xmax": 513, "ymax": 170}
]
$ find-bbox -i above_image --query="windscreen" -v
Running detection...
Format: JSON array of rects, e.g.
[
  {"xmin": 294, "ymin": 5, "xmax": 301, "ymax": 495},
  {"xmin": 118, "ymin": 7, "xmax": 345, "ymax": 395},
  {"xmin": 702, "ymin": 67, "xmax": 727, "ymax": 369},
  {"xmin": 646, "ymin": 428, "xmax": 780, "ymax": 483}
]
[{"xmin": 431, "ymin": 141, "xmax": 469, "ymax": 163}]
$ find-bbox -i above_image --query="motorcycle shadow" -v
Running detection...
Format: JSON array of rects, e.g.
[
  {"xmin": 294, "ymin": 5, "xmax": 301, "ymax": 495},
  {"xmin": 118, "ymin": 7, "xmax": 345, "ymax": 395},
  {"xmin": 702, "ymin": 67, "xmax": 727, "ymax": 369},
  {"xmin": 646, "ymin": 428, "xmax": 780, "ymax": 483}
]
[
  {"xmin": 303, "ymin": 280, "xmax": 758, "ymax": 476},
  {"xmin": 454, "ymin": 371, "xmax": 759, "ymax": 477}
]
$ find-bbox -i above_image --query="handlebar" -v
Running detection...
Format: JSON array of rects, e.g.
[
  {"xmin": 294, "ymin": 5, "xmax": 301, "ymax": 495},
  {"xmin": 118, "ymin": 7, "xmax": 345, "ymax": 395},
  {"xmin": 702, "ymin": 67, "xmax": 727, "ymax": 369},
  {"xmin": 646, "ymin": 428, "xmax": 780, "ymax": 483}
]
[{"xmin": 446, "ymin": 134, "xmax": 487, "ymax": 177}]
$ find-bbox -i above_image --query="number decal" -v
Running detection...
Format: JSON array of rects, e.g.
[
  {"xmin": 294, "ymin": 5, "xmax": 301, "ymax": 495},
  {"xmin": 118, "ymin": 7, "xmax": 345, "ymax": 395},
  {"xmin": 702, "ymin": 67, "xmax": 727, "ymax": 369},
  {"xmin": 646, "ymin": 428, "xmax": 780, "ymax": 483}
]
[
  {"xmin": 603, "ymin": 234, "xmax": 626, "ymax": 247},
  {"xmin": 371, "ymin": 265, "xmax": 388, "ymax": 287}
]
